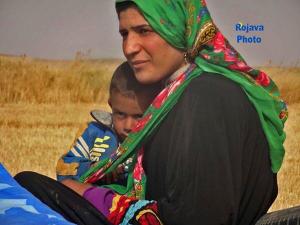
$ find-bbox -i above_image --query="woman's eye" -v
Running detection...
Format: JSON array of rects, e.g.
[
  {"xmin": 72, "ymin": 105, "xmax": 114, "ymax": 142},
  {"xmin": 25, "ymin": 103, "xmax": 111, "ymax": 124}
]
[
  {"xmin": 119, "ymin": 31, "xmax": 128, "ymax": 39},
  {"xmin": 139, "ymin": 28, "xmax": 151, "ymax": 35}
]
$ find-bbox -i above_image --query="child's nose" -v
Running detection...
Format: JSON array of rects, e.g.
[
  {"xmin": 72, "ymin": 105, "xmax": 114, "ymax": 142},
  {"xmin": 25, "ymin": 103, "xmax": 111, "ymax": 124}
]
[{"xmin": 123, "ymin": 117, "xmax": 136, "ymax": 133}]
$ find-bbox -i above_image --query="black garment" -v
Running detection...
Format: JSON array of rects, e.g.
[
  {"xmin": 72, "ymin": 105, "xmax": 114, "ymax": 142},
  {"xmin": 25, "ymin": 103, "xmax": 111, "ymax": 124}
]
[
  {"xmin": 143, "ymin": 73, "xmax": 278, "ymax": 225},
  {"xmin": 14, "ymin": 171, "xmax": 110, "ymax": 225}
]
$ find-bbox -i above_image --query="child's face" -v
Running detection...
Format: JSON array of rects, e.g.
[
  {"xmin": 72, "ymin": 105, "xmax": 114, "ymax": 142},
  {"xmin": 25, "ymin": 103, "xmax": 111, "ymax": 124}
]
[{"xmin": 109, "ymin": 92, "xmax": 149, "ymax": 142}]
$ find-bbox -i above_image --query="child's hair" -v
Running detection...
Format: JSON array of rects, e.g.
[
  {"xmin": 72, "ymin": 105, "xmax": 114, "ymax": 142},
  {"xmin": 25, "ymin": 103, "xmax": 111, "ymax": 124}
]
[{"xmin": 109, "ymin": 61, "xmax": 161, "ymax": 101}]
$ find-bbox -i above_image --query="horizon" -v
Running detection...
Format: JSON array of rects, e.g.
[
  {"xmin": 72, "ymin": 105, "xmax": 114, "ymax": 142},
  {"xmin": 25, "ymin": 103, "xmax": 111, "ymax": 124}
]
[
  {"xmin": 1, "ymin": 53, "xmax": 298, "ymax": 68},
  {"xmin": 0, "ymin": 0, "xmax": 299, "ymax": 66}
]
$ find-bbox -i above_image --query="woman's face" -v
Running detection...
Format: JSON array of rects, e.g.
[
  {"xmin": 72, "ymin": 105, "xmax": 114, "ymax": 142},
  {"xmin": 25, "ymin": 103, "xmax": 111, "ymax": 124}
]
[{"xmin": 118, "ymin": 6, "xmax": 185, "ymax": 84}]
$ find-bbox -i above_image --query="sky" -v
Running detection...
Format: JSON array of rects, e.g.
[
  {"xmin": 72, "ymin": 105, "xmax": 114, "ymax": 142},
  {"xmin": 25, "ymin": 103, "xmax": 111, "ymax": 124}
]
[{"xmin": 0, "ymin": 0, "xmax": 299, "ymax": 66}]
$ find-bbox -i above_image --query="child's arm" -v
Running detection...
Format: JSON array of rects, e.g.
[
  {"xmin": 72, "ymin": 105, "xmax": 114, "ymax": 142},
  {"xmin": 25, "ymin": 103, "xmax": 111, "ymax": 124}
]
[
  {"xmin": 56, "ymin": 121, "xmax": 119, "ymax": 182},
  {"xmin": 56, "ymin": 153, "xmax": 92, "ymax": 182},
  {"xmin": 56, "ymin": 123, "xmax": 94, "ymax": 181}
]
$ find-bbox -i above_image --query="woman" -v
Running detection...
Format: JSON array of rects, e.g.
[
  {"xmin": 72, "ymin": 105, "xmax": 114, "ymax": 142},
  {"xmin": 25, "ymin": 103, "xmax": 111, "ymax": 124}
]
[{"xmin": 15, "ymin": 1, "xmax": 287, "ymax": 225}]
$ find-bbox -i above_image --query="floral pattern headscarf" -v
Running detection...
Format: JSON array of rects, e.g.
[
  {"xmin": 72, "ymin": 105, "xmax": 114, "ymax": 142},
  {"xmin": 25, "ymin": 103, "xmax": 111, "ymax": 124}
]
[{"xmin": 80, "ymin": 0, "xmax": 287, "ymax": 199}]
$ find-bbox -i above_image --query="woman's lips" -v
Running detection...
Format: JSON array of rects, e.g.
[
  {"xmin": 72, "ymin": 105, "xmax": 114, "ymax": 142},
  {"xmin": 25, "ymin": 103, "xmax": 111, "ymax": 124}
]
[{"xmin": 131, "ymin": 60, "xmax": 148, "ymax": 69}]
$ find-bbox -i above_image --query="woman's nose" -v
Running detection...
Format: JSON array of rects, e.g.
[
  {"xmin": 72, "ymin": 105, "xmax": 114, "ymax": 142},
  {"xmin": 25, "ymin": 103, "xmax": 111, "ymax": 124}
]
[{"xmin": 123, "ymin": 33, "xmax": 141, "ymax": 57}]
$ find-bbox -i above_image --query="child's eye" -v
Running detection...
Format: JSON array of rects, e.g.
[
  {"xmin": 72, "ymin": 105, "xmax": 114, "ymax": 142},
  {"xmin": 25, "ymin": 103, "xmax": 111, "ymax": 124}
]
[
  {"xmin": 113, "ymin": 112, "xmax": 126, "ymax": 119},
  {"xmin": 133, "ymin": 114, "xmax": 144, "ymax": 120}
]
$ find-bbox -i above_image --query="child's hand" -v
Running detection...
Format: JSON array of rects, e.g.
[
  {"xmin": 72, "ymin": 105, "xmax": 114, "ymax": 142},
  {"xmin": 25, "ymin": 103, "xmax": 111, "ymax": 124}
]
[{"xmin": 90, "ymin": 162, "xmax": 98, "ymax": 168}]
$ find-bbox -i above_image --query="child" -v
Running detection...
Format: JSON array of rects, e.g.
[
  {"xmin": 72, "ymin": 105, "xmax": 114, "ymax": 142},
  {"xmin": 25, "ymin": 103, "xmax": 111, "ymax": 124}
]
[{"xmin": 56, "ymin": 62, "xmax": 161, "ymax": 184}]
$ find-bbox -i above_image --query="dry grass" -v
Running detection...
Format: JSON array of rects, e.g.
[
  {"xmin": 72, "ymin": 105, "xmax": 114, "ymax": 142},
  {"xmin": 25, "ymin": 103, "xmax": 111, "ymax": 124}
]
[
  {"xmin": 0, "ymin": 55, "xmax": 299, "ymax": 212},
  {"xmin": 0, "ymin": 102, "xmax": 109, "ymax": 178},
  {"xmin": 261, "ymin": 66, "xmax": 300, "ymax": 105},
  {"xmin": 270, "ymin": 103, "xmax": 300, "ymax": 211},
  {"xmin": 0, "ymin": 55, "xmax": 122, "ymax": 104}
]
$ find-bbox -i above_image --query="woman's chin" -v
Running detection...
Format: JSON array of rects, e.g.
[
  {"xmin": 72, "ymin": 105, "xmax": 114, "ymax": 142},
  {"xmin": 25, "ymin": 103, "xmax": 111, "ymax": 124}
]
[{"xmin": 134, "ymin": 71, "xmax": 158, "ymax": 84}]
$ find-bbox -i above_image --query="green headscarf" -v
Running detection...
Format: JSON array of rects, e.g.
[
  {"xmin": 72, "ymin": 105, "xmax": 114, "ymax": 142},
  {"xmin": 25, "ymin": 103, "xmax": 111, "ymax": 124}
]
[{"xmin": 80, "ymin": 0, "xmax": 287, "ymax": 198}]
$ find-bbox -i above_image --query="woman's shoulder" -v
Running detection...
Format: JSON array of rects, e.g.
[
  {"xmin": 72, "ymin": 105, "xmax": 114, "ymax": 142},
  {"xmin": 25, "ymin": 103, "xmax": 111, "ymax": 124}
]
[
  {"xmin": 189, "ymin": 71, "xmax": 245, "ymax": 95},
  {"xmin": 178, "ymin": 71, "xmax": 257, "ymax": 118},
  {"xmin": 183, "ymin": 71, "xmax": 252, "ymax": 105}
]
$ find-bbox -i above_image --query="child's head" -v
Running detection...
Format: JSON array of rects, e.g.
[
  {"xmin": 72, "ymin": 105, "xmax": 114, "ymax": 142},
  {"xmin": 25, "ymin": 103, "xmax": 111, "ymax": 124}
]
[{"xmin": 108, "ymin": 62, "xmax": 161, "ymax": 141}]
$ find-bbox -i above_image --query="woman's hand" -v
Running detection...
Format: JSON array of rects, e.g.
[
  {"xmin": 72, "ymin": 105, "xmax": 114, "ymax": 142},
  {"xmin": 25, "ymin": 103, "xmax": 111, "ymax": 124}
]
[{"xmin": 60, "ymin": 179, "xmax": 93, "ymax": 196}]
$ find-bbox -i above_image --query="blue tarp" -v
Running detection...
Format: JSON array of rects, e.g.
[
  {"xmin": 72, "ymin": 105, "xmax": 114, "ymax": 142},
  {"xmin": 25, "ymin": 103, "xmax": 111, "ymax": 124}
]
[{"xmin": 0, "ymin": 163, "xmax": 75, "ymax": 225}]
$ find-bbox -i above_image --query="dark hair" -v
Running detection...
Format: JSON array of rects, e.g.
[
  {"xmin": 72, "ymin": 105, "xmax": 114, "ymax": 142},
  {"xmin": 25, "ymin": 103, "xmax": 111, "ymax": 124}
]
[
  {"xmin": 116, "ymin": 1, "xmax": 137, "ymax": 16},
  {"xmin": 109, "ymin": 61, "xmax": 161, "ymax": 101}
]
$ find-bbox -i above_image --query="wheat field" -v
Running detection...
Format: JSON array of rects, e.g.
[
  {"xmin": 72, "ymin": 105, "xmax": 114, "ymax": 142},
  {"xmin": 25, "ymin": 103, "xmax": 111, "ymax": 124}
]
[{"xmin": 0, "ymin": 55, "xmax": 299, "ymax": 212}]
